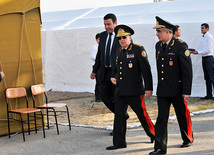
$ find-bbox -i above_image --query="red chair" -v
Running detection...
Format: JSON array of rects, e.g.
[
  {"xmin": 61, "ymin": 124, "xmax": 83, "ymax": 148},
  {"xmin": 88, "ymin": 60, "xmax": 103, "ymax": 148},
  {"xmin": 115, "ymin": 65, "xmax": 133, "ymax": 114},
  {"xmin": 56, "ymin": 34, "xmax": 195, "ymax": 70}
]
[
  {"xmin": 5, "ymin": 87, "xmax": 45, "ymax": 142},
  {"xmin": 30, "ymin": 84, "xmax": 71, "ymax": 134}
]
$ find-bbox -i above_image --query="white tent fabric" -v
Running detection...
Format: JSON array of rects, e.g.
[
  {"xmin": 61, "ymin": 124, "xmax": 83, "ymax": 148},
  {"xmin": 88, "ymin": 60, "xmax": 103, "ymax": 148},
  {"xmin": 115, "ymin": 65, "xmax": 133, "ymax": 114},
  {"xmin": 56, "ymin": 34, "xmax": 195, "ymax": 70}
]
[{"xmin": 41, "ymin": 0, "xmax": 214, "ymax": 97}]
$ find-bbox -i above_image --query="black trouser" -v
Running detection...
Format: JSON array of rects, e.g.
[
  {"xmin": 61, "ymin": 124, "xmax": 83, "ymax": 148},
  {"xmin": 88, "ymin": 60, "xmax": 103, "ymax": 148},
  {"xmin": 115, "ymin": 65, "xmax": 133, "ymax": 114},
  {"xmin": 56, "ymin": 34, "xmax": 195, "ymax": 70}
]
[
  {"xmin": 99, "ymin": 67, "xmax": 115, "ymax": 113},
  {"xmin": 95, "ymin": 69, "xmax": 100, "ymax": 100},
  {"xmin": 113, "ymin": 94, "xmax": 155, "ymax": 146},
  {"xmin": 155, "ymin": 96, "xmax": 194, "ymax": 152},
  {"xmin": 202, "ymin": 56, "xmax": 214, "ymax": 98}
]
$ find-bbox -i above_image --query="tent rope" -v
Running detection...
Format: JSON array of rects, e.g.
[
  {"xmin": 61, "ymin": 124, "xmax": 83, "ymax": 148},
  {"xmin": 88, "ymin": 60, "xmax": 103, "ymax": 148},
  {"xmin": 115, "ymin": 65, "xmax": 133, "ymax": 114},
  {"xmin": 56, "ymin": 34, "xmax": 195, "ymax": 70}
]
[
  {"xmin": 24, "ymin": 13, "xmax": 38, "ymax": 84},
  {"xmin": 23, "ymin": 11, "xmax": 41, "ymax": 107},
  {"xmin": 16, "ymin": 13, "xmax": 25, "ymax": 86},
  {"xmin": 11, "ymin": 13, "xmax": 26, "ymax": 121}
]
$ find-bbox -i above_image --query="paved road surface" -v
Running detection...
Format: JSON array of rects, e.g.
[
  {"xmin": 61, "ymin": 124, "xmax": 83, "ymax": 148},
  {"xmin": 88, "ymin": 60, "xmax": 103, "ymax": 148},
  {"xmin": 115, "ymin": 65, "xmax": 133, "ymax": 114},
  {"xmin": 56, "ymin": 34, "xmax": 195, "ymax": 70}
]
[{"xmin": 0, "ymin": 112, "xmax": 213, "ymax": 155}]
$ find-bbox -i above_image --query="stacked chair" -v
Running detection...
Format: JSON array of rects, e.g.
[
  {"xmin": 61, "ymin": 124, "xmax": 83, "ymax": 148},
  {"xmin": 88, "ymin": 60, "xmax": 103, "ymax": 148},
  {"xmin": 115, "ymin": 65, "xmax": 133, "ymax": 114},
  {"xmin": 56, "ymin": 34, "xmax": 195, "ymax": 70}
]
[{"xmin": 4, "ymin": 84, "xmax": 71, "ymax": 141}]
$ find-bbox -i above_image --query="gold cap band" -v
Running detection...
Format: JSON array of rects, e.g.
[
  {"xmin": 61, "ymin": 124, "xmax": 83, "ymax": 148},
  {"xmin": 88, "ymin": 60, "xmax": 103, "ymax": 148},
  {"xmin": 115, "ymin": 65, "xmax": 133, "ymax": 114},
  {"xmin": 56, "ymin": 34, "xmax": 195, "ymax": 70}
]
[{"xmin": 116, "ymin": 28, "xmax": 131, "ymax": 37}]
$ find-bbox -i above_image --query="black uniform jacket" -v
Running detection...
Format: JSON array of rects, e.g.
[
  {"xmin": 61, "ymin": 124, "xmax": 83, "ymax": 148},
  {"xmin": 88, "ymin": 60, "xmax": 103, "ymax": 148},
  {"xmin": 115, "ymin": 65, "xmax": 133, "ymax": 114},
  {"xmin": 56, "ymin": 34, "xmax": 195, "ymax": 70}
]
[
  {"xmin": 93, "ymin": 31, "xmax": 120, "ymax": 81},
  {"xmin": 156, "ymin": 37, "xmax": 193, "ymax": 97},
  {"xmin": 112, "ymin": 43, "xmax": 153, "ymax": 96}
]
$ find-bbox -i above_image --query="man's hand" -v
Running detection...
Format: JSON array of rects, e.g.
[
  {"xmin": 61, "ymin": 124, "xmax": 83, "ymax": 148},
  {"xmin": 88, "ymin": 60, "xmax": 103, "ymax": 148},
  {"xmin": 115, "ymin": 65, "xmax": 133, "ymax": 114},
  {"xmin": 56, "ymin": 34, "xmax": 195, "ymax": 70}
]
[
  {"xmin": 189, "ymin": 49, "xmax": 198, "ymax": 54},
  {"xmin": 90, "ymin": 73, "xmax": 96, "ymax": 79},
  {"xmin": 182, "ymin": 94, "xmax": 190, "ymax": 100},
  {"xmin": 111, "ymin": 78, "xmax": 116, "ymax": 85},
  {"xmin": 0, "ymin": 71, "xmax": 5, "ymax": 79},
  {"xmin": 145, "ymin": 90, "xmax": 153, "ymax": 98}
]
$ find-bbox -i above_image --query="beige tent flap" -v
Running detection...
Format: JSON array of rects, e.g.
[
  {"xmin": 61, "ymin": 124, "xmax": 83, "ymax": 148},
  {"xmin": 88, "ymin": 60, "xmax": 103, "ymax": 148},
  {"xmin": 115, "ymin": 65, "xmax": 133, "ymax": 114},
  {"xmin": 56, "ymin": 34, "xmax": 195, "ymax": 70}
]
[{"xmin": 0, "ymin": 0, "xmax": 43, "ymax": 136}]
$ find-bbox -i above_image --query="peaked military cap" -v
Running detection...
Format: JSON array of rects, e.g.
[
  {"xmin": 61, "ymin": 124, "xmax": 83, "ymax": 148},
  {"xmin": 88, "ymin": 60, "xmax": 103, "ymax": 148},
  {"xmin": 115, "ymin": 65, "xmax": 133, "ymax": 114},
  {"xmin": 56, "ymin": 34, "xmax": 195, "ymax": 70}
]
[
  {"xmin": 153, "ymin": 16, "xmax": 175, "ymax": 30},
  {"xmin": 114, "ymin": 24, "xmax": 134, "ymax": 37}
]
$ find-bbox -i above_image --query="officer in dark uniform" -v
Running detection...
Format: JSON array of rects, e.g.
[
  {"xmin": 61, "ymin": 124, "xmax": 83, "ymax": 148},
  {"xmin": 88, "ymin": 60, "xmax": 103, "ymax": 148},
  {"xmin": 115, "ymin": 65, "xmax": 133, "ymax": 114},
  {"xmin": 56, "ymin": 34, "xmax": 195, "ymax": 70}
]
[
  {"xmin": 106, "ymin": 25, "xmax": 155, "ymax": 150},
  {"xmin": 149, "ymin": 16, "xmax": 194, "ymax": 154}
]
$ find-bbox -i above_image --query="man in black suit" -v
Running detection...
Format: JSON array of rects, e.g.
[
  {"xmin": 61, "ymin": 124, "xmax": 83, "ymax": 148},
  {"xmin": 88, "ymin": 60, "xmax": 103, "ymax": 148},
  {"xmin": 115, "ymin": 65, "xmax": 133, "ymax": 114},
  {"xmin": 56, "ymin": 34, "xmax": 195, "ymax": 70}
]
[
  {"xmin": 106, "ymin": 25, "xmax": 155, "ymax": 150},
  {"xmin": 90, "ymin": 14, "xmax": 123, "ymax": 128},
  {"xmin": 149, "ymin": 16, "xmax": 194, "ymax": 155}
]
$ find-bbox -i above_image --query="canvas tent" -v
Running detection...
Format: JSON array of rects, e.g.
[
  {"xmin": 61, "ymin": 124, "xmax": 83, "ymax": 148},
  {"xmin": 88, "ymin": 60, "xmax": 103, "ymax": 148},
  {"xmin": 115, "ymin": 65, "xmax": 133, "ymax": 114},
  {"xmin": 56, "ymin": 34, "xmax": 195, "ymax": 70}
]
[
  {"xmin": 0, "ymin": 0, "xmax": 43, "ymax": 136},
  {"xmin": 41, "ymin": 0, "xmax": 214, "ymax": 97}
]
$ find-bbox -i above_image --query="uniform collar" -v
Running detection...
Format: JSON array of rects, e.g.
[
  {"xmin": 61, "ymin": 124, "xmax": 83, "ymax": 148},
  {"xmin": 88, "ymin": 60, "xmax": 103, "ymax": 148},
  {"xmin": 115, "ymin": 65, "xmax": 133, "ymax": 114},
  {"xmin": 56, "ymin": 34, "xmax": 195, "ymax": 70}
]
[
  {"xmin": 165, "ymin": 36, "xmax": 173, "ymax": 45},
  {"xmin": 122, "ymin": 43, "xmax": 132, "ymax": 50},
  {"xmin": 161, "ymin": 36, "xmax": 175, "ymax": 47}
]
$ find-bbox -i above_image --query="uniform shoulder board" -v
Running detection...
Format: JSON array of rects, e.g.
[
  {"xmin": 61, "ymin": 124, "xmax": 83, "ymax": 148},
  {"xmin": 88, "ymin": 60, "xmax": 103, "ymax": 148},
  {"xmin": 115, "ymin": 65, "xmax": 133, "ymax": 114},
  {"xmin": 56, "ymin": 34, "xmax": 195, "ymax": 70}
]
[
  {"xmin": 133, "ymin": 43, "xmax": 141, "ymax": 47},
  {"xmin": 156, "ymin": 41, "xmax": 162, "ymax": 45},
  {"xmin": 177, "ymin": 39, "xmax": 184, "ymax": 43}
]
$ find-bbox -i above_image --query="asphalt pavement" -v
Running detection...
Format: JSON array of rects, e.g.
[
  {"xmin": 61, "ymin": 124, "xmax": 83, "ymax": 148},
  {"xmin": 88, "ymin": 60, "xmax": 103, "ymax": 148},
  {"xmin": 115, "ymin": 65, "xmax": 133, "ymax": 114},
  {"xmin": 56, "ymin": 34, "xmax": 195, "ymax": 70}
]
[{"xmin": 0, "ymin": 112, "xmax": 213, "ymax": 155}]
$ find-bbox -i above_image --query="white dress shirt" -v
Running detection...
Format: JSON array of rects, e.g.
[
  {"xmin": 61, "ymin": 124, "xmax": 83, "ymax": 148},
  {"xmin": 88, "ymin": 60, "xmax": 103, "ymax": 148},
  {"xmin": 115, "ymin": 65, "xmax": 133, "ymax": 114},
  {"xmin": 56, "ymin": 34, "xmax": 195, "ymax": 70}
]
[
  {"xmin": 90, "ymin": 42, "xmax": 98, "ymax": 66},
  {"xmin": 198, "ymin": 32, "xmax": 214, "ymax": 57}
]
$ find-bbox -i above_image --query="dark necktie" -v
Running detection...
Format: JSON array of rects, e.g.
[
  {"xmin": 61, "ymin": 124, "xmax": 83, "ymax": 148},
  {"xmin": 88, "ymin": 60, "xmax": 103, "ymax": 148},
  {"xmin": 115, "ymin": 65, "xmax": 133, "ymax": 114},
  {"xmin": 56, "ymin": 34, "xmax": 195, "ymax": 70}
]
[
  {"xmin": 105, "ymin": 33, "xmax": 112, "ymax": 67},
  {"xmin": 162, "ymin": 43, "xmax": 167, "ymax": 51}
]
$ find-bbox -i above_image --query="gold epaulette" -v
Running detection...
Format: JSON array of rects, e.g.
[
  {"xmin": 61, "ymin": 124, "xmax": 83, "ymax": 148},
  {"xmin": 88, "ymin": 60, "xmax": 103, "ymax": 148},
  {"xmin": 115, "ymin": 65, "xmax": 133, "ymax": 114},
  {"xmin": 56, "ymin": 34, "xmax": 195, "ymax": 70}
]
[
  {"xmin": 177, "ymin": 39, "xmax": 184, "ymax": 43},
  {"xmin": 133, "ymin": 43, "xmax": 141, "ymax": 47}
]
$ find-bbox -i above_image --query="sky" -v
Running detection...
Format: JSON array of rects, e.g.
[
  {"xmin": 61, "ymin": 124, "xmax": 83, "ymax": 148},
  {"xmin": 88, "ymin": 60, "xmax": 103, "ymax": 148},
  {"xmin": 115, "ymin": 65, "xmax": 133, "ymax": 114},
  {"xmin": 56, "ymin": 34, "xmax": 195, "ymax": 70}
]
[{"xmin": 40, "ymin": 0, "xmax": 162, "ymax": 13}]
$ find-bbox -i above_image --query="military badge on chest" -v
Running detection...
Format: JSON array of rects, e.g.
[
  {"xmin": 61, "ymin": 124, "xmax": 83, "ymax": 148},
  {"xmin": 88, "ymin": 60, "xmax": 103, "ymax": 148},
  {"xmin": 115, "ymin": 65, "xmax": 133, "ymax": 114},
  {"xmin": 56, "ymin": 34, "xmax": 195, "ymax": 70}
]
[
  {"xmin": 128, "ymin": 62, "xmax": 133, "ymax": 68},
  {"xmin": 169, "ymin": 58, "xmax": 173, "ymax": 66},
  {"xmin": 127, "ymin": 54, "xmax": 134, "ymax": 58},
  {"xmin": 127, "ymin": 54, "xmax": 134, "ymax": 68}
]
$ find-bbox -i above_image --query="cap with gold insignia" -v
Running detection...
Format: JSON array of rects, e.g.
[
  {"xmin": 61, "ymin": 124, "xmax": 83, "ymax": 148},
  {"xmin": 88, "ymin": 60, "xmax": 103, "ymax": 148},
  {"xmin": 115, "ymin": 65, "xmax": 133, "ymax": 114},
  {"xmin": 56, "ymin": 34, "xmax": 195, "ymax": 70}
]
[
  {"xmin": 114, "ymin": 24, "xmax": 134, "ymax": 37},
  {"xmin": 153, "ymin": 16, "xmax": 176, "ymax": 30}
]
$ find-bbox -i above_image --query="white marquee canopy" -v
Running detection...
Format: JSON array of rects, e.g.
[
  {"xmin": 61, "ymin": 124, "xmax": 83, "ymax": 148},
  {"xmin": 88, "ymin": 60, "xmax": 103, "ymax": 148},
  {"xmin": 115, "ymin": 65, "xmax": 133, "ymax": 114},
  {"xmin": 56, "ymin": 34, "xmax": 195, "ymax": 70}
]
[{"xmin": 41, "ymin": 0, "xmax": 214, "ymax": 97}]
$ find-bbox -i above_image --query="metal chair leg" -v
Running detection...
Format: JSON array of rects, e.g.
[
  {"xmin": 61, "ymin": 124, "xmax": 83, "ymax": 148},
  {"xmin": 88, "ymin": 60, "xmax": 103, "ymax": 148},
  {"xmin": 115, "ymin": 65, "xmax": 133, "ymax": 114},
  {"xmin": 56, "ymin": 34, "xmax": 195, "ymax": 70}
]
[
  {"xmin": 20, "ymin": 114, "xmax": 25, "ymax": 142},
  {"xmin": 46, "ymin": 109, "xmax": 49, "ymax": 129},
  {"xmin": 53, "ymin": 109, "xmax": 59, "ymax": 135},
  {"xmin": 65, "ymin": 105, "xmax": 71, "ymax": 130},
  {"xmin": 27, "ymin": 113, "xmax": 30, "ymax": 135},
  {"xmin": 40, "ymin": 111, "xmax": 45, "ymax": 138},
  {"xmin": 34, "ymin": 112, "xmax": 37, "ymax": 134},
  {"xmin": 7, "ymin": 113, "xmax": 11, "ymax": 138}
]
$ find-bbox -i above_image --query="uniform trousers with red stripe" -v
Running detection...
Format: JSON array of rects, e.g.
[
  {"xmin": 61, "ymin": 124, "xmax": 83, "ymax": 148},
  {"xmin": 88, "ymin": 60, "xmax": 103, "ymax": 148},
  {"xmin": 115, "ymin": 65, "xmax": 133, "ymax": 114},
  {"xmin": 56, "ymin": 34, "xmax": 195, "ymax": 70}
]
[
  {"xmin": 113, "ymin": 94, "xmax": 155, "ymax": 146},
  {"xmin": 155, "ymin": 96, "xmax": 194, "ymax": 152}
]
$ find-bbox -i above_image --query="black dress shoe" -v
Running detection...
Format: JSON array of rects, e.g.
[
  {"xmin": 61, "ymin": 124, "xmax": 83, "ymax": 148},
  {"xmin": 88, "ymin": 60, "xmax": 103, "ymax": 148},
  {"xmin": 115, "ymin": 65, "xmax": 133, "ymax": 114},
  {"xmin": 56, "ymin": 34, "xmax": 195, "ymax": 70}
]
[
  {"xmin": 180, "ymin": 142, "xmax": 192, "ymax": 148},
  {"xmin": 106, "ymin": 145, "xmax": 127, "ymax": 150},
  {"xmin": 200, "ymin": 96, "xmax": 212, "ymax": 99},
  {"xmin": 149, "ymin": 149, "xmax": 166, "ymax": 154}
]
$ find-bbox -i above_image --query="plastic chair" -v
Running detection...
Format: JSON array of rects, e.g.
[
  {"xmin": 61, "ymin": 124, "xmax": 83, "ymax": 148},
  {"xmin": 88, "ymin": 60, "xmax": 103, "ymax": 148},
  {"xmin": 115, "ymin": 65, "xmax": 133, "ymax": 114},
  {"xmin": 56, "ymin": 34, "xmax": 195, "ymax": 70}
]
[
  {"xmin": 30, "ymin": 84, "xmax": 71, "ymax": 134},
  {"xmin": 5, "ymin": 87, "xmax": 45, "ymax": 142}
]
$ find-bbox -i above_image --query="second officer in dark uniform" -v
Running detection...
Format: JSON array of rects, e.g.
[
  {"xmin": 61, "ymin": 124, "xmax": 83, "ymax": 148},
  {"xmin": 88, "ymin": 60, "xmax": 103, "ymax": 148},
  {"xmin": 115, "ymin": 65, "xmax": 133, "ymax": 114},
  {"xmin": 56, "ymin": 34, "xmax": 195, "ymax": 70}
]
[
  {"xmin": 149, "ymin": 16, "xmax": 194, "ymax": 155},
  {"xmin": 106, "ymin": 25, "xmax": 155, "ymax": 150}
]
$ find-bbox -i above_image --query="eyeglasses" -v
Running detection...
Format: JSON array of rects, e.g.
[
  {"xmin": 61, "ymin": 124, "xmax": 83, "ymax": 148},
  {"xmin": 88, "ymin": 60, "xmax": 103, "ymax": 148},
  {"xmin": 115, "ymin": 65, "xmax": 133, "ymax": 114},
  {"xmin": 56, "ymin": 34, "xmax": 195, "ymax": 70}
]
[{"xmin": 118, "ymin": 36, "xmax": 127, "ymax": 40}]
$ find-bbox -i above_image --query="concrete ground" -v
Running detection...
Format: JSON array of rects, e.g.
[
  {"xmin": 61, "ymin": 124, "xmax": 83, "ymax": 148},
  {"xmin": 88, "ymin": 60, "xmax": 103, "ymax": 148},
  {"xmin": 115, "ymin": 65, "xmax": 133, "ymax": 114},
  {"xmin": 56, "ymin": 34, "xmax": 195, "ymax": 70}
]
[{"xmin": 0, "ymin": 112, "xmax": 213, "ymax": 155}]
